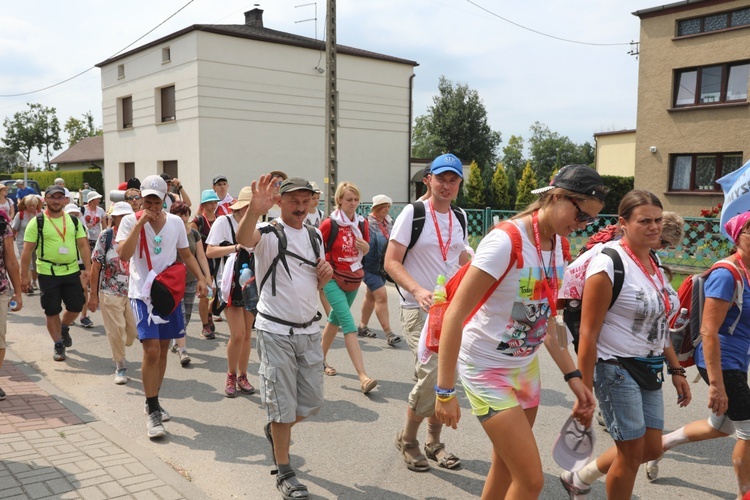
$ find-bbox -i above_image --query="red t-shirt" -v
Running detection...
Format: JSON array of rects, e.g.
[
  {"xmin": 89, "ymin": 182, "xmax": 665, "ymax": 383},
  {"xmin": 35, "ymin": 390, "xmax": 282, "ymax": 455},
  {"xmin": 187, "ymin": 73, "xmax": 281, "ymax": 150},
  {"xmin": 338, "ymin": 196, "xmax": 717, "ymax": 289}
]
[{"xmin": 319, "ymin": 218, "xmax": 370, "ymax": 271}]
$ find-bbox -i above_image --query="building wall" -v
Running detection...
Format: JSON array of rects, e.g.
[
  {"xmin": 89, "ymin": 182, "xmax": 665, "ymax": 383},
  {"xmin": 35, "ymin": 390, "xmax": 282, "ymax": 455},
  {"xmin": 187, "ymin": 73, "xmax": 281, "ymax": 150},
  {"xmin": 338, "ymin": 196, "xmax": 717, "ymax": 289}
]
[
  {"xmin": 101, "ymin": 30, "xmax": 414, "ymax": 203},
  {"xmin": 635, "ymin": 0, "xmax": 750, "ymax": 215},
  {"xmin": 594, "ymin": 131, "xmax": 636, "ymax": 177}
]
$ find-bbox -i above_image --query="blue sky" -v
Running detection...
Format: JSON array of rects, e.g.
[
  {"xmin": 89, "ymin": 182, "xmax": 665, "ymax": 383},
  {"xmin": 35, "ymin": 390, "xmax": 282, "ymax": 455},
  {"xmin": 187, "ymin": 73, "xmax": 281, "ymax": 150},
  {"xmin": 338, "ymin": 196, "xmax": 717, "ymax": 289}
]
[{"xmin": 0, "ymin": 0, "xmax": 655, "ymax": 164}]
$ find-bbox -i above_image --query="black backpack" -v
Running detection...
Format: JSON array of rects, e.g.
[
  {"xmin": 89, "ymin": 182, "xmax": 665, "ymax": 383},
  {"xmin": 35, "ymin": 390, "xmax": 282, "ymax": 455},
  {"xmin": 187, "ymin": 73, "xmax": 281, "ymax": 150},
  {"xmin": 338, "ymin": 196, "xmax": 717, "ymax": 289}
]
[{"xmin": 259, "ymin": 221, "xmax": 322, "ymax": 296}]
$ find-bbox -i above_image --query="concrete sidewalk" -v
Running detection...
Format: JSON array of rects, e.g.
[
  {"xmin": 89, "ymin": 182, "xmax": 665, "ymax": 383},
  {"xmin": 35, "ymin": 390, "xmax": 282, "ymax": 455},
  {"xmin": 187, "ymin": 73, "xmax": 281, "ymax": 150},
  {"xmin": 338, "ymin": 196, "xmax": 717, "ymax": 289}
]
[{"xmin": 0, "ymin": 352, "xmax": 207, "ymax": 500}]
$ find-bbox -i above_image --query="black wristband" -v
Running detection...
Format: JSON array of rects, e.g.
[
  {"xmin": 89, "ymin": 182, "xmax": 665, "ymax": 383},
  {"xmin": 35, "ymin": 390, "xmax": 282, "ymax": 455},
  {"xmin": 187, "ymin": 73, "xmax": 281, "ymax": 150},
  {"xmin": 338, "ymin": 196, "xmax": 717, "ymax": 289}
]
[{"xmin": 564, "ymin": 369, "xmax": 582, "ymax": 382}]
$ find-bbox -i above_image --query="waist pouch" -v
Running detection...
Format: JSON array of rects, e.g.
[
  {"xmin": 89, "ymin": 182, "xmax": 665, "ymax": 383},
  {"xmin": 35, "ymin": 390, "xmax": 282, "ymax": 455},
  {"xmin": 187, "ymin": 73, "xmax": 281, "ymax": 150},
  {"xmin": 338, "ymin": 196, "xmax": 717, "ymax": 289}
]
[{"xmin": 616, "ymin": 355, "xmax": 665, "ymax": 391}]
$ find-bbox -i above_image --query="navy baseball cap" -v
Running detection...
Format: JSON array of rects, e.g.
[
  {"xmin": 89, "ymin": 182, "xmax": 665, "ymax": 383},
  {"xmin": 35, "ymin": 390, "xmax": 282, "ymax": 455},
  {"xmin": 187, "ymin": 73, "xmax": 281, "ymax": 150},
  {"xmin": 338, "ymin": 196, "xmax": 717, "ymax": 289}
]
[{"xmin": 429, "ymin": 153, "xmax": 463, "ymax": 178}]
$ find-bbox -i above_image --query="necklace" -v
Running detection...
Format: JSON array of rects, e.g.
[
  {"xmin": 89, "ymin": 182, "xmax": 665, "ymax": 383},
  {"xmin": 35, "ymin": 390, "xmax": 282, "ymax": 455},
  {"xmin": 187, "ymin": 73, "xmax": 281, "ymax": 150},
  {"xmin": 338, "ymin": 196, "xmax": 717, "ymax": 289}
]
[{"xmin": 153, "ymin": 235, "xmax": 162, "ymax": 254}]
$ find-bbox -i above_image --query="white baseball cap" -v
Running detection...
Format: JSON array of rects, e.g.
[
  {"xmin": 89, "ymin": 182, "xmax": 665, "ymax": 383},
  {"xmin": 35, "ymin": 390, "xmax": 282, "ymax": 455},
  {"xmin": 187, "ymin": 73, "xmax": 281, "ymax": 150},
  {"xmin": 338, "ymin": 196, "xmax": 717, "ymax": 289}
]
[
  {"xmin": 140, "ymin": 175, "xmax": 168, "ymax": 199},
  {"xmin": 552, "ymin": 415, "xmax": 596, "ymax": 472}
]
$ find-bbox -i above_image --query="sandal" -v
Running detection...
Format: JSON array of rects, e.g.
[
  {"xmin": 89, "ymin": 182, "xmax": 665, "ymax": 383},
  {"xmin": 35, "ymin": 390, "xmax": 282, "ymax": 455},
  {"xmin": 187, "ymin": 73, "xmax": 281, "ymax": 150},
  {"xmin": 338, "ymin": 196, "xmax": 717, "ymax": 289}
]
[
  {"xmin": 323, "ymin": 363, "xmax": 337, "ymax": 376},
  {"xmin": 264, "ymin": 422, "xmax": 278, "ymax": 475},
  {"xmin": 386, "ymin": 332, "xmax": 402, "ymax": 347},
  {"xmin": 276, "ymin": 470, "xmax": 309, "ymax": 500},
  {"xmin": 361, "ymin": 378, "xmax": 377, "ymax": 394},
  {"xmin": 424, "ymin": 442, "xmax": 462, "ymax": 469},
  {"xmin": 395, "ymin": 430, "xmax": 430, "ymax": 472},
  {"xmin": 357, "ymin": 326, "xmax": 377, "ymax": 338}
]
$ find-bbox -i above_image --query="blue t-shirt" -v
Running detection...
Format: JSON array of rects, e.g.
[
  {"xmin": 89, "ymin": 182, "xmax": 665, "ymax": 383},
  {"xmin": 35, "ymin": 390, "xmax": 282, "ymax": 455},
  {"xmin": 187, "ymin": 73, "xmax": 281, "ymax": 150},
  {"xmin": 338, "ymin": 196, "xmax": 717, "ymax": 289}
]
[{"xmin": 695, "ymin": 268, "xmax": 750, "ymax": 372}]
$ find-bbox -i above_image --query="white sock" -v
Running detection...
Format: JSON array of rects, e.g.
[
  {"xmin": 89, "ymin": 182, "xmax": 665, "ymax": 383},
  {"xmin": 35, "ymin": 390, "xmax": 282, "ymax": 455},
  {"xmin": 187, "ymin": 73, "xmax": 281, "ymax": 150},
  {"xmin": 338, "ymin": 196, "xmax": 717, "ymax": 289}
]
[
  {"xmin": 178, "ymin": 347, "xmax": 187, "ymax": 354},
  {"xmin": 577, "ymin": 460, "xmax": 605, "ymax": 486},
  {"xmin": 663, "ymin": 427, "xmax": 689, "ymax": 451}
]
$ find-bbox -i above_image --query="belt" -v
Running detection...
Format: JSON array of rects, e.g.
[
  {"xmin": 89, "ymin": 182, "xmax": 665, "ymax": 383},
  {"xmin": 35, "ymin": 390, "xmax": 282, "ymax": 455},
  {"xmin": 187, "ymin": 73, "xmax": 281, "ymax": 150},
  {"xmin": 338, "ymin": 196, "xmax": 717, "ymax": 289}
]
[{"xmin": 598, "ymin": 358, "xmax": 621, "ymax": 366}]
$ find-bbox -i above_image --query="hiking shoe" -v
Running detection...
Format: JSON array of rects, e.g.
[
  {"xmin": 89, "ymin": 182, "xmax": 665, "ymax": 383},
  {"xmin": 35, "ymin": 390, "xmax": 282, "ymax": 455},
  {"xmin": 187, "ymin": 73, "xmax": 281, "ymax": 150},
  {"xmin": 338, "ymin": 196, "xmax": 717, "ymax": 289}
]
[
  {"xmin": 146, "ymin": 411, "xmax": 166, "ymax": 438},
  {"xmin": 560, "ymin": 471, "xmax": 591, "ymax": 499},
  {"xmin": 31, "ymin": 282, "xmax": 38, "ymax": 292},
  {"xmin": 357, "ymin": 326, "xmax": 376, "ymax": 338},
  {"xmin": 386, "ymin": 332, "xmax": 402, "ymax": 347},
  {"xmin": 646, "ymin": 459, "xmax": 660, "ymax": 481},
  {"xmin": 225, "ymin": 373, "xmax": 237, "ymax": 398},
  {"xmin": 179, "ymin": 350, "xmax": 191, "ymax": 366},
  {"xmin": 0, "ymin": 387, "xmax": 6, "ymax": 400},
  {"xmin": 53, "ymin": 343, "xmax": 66, "ymax": 362},
  {"xmin": 114, "ymin": 368, "xmax": 128, "ymax": 385},
  {"xmin": 208, "ymin": 316, "xmax": 216, "ymax": 332},
  {"xmin": 61, "ymin": 324, "xmax": 72, "ymax": 348},
  {"xmin": 80, "ymin": 316, "xmax": 94, "ymax": 328},
  {"xmin": 143, "ymin": 402, "xmax": 170, "ymax": 421},
  {"xmin": 201, "ymin": 327, "xmax": 216, "ymax": 340},
  {"xmin": 237, "ymin": 374, "xmax": 255, "ymax": 395}
]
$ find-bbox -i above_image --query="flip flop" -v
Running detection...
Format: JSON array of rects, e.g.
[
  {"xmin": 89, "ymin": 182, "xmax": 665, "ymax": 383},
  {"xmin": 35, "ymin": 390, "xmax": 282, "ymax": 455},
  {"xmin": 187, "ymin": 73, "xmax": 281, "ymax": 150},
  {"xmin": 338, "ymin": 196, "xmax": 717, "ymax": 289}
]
[
  {"xmin": 361, "ymin": 378, "xmax": 377, "ymax": 394},
  {"xmin": 324, "ymin": 363, "xmax": 337, "ymax": 376}
]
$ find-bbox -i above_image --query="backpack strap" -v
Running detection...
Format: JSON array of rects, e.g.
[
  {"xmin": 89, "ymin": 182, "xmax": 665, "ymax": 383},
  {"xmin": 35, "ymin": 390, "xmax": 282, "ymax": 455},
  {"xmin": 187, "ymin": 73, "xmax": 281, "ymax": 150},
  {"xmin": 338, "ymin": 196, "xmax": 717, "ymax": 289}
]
[
  {"xmin": 258, "ymin": 222, "xmax": 320, "ymax": 296},
  {"xmin": 561, "ymin": 237, "xmax": 572, "ymax": 262},
  {"xmin": 325, "ymin": 219, "xmax": 339, "ymax": 254},
  {"xmin": 225, "ymin": 214, "xmax": 236, "ymax": 243},
  {"xmin": 408, "ymin": 201, "xmax": 426, "ymax": 251},
  {"xmin": 708, "ymin": 258, "xmax": 745, "ymax": 334},
  {"xmin": 602, "ymin": 247, "xmax": 625, "ymax": 309},
  {"xmin": 36, "ymin": 212, "xmax": 81, "ymax": 270},
  {"xmin": 450, "ymin": 205, "xmax": 467, "ymax": 240},
  {"xmin": 103, "ymin": 228, "xmax": 114, "ymax": 255}
]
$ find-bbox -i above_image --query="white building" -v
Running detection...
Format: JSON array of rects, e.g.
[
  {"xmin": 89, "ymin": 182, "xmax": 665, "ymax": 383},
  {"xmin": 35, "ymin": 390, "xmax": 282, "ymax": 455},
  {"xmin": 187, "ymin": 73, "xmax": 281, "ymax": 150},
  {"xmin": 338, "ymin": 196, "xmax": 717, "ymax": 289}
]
[{"xmin": 96, "ymin": 8, "xmax": 418, "ymax": 203}]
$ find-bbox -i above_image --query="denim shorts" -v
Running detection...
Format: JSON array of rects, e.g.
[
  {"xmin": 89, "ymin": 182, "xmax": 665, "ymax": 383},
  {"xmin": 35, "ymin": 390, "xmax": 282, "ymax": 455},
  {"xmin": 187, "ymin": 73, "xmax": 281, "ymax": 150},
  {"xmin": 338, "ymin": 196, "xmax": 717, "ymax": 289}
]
[
  {"xmin": 362, "ymin": 269, "xmax": 386, "ymax": 292},
  {"xmin": 594, "ymin": 361, "xmax": 664, "ymax": 441}
]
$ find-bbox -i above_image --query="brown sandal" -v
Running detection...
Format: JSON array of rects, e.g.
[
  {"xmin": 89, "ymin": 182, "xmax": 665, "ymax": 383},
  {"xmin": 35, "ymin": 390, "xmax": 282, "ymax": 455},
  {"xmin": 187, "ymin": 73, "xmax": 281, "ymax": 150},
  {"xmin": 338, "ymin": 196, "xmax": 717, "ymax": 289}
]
[
  {"xmin": 361, "ymin": 378, "xmax": 377, "ymax": 394},
  {"xmin": 424, "ymin": 442, "xmax": 461, "ymax": 469},
  {"xmin": 395, "ymin": 430, "xmax": 430, "ymax": 472},
  {"xmin": 323, "ymin": 363, "xmax": 337, "ymax": 376}
]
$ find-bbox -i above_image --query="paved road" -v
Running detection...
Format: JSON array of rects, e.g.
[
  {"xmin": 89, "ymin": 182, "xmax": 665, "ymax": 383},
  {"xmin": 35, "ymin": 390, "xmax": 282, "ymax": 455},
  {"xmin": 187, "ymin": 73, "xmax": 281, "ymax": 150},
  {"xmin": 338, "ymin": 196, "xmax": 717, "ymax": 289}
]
[{"xmin": 5, "ymin": 283, "xmax": 737, "ymax": 499}]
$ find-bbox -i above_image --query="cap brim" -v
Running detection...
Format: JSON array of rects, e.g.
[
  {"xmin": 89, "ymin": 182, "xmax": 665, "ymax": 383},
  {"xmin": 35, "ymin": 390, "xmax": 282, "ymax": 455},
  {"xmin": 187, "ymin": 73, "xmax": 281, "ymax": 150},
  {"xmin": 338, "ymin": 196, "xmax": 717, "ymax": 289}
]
[
  {"xmin": 280, "ymin": 187, "xmax": 314, "ymax": 194},
  {"xmin": 141, "ymin": 189, "xmax": 166, "ymax": 199},
  {"xmin": 552, "ymin": 415, "xmax": 596, "ymax": 472},
  {"xmin": 229, "ymin": 200, "xmax": 250, "ymax": 210},
  {"xmin": 530, "ymin": 185, "xmax": 555, "ymax": 195}
]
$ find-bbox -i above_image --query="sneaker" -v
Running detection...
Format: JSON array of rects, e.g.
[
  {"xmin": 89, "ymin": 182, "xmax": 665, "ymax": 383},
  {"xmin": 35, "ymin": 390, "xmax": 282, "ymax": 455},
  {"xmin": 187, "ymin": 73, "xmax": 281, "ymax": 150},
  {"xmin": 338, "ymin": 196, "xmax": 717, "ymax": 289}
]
[
  {"xmin": 61, "ymin": 324, "xmax": 72, "ymax": 348},
  {"xmin": 80, "ymin": 316, "xmax": 94, "ymax": 328},
  {"xmin": 31, "ymin": 282, "xmax": 38, "ymax": 292},
  {"xmin": 27, "ymin": 288, "xmax": 35, "ymax": 296},
  {"xmin": 237, "ymin": 374, "xmax": 255, "ymax": 395},
  {"xmin": 208, "ymin": 316, "xmax": 216, "ymax": 333},
  {"xmin": 225, "ymin": 373, "xmax": 237, "ymax": 398},
  {"xmin": 114, "ymin": 368, "xmax": 128, "ymax": 385},
  {"xmin": 0, "ymin": 387, "xmax": 6, "ymax": 400},
  {"xmin": 646, "ymin": 459, "xmax": 660, "ymax": 481},
  {"xmin": 143, "ymin": 402, "xmax": 170, "ymax": 421},
  {"xmin": 53, "ymin": 343, "xmax": 66, "ymax": 362},
  {"xmin": 179, "ymin": 350, "xmax": 191, "ymax": 366},
  {"xmin": 201, "ymin": 324, "xmax": 215, "ymax": 339},
  {"xmin": 560, "ymin": 471, "xmax": 591, "ymax": 499},
  {"xmin": 146, "ymin": 411, "xmax": 166, "ymax": 438}
]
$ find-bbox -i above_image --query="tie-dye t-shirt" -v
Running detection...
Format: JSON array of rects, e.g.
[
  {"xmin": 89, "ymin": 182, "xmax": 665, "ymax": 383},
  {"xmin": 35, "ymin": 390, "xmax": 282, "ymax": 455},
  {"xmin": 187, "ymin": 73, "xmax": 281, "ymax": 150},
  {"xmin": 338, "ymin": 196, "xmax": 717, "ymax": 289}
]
[{"xmin": 459, "ymin": 219, "xmax": 565, "ymax": 368}]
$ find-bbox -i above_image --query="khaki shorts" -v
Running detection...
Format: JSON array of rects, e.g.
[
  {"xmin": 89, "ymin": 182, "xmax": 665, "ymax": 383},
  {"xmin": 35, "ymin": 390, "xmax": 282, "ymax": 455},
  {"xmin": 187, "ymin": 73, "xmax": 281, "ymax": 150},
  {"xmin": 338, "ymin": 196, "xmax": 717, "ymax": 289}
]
[
  {"xmin": 256, "ymin": 330, "xmax": 324, "ymax": 424},
  {"xmin": 400, "ymin": 306, "xmax": 439, "ymax": 419}
]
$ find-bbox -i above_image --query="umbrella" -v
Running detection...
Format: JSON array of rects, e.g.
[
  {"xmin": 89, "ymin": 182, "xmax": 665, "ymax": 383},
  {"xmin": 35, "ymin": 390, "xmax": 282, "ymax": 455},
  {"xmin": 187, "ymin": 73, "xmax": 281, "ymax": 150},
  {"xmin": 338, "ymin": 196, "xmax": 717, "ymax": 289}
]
[{"xmin": 718, "ymin": 158, "xmax": 750, "ymax": 239}]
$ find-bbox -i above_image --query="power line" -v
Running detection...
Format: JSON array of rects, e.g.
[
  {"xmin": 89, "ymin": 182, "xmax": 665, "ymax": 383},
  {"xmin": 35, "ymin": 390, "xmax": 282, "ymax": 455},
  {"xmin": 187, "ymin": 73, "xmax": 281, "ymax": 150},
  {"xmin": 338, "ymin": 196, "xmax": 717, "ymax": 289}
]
[
  {"xmin": 0, "ymin": 0, "xmax": 196, "ymax": 98},
  {"xmin": 464, "ymin": 0, "xmax": 631, "ymax": 47}
]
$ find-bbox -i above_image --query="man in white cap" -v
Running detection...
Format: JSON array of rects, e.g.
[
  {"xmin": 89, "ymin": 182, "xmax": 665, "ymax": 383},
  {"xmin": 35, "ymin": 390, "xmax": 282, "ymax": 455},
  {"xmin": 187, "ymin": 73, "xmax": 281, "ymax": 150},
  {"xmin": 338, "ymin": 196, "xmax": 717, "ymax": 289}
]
[
  {"xmin": 89, "ymin": 202, "xmax": 137, "ymax": 385},
  {"xmin": 117, "ymin": 175, "xmax": 209, "ymax": 439}
]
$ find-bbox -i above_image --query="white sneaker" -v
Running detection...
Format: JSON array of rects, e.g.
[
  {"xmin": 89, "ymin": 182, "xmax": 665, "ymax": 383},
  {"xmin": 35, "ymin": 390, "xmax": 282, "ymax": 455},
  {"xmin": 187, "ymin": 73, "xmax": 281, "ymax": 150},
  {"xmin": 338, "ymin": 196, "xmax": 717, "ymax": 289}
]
[
  {"xmin": 146, "ymin": 411, "xmax": 166, "ymax": 438},
  {"xmin": 646, "ymin": 459, "xmax": 660, "ymax": 481},
  {"xmin": 560, "ymin": 470, "xmax": 591, "ymax": 499},
  {"xmin": 114, "ymin": 368, "xmax": 128, "ymax": 385}
]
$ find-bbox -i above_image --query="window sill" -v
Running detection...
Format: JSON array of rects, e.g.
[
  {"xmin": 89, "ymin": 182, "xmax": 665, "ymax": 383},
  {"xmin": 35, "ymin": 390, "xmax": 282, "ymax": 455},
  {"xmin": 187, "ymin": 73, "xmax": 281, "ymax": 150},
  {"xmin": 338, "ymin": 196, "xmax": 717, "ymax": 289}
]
[
  {"xmin": 664, "ymin": 191, "xmax": 723, "ymax": 196},
  {"xmin": 669, "ymin": 102, "xmax": 749, "ymax": 112}
]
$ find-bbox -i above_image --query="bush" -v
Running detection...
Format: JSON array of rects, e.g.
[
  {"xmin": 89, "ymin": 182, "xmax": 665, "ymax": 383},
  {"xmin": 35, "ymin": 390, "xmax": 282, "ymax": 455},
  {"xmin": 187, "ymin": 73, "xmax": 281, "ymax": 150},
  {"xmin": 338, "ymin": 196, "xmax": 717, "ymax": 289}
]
[
  {"xmin": 600, "ymin": 175, "xmax": 634, "ymax": 215},
  {"xmin": 11, "ymin": 169, "xmax": 103, "ymax": 194}
]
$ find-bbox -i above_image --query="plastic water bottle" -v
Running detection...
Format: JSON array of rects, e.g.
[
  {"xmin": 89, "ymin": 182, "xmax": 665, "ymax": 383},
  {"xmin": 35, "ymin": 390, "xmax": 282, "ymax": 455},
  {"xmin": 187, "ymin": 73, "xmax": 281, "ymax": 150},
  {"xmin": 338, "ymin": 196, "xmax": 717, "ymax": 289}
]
[
  {"xmin": 9, "ymin": 300, "xmax": 17, "ymax": 311},
  {"xmin": 670, "ymin": 307, "xmax": 690, "ymax": 353},
  {"xmin": 206, "ymin": 287, "xmax": 214, "ymax": 300},
  {"xmin": 427, "ymin": 275, "xmax": 448, "ymax": 352},
  {"xmin": 238, "ymin": 264, "xmax": 253, "ymax": 289}
]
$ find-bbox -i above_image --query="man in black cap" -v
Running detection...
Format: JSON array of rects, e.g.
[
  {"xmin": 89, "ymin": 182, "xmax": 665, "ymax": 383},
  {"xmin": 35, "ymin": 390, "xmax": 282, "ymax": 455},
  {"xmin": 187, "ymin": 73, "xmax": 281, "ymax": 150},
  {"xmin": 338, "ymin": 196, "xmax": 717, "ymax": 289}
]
[
  {"xmin": 212, "ymin": 175, "xmax": 235, "ymax": 216},
  {"xmin": 160, "ymin": 173, "xmax": 191, "ymax": 210},
  {"xmin": 20, "ymin": 185, "xmax": 91, "ymax": 361}
]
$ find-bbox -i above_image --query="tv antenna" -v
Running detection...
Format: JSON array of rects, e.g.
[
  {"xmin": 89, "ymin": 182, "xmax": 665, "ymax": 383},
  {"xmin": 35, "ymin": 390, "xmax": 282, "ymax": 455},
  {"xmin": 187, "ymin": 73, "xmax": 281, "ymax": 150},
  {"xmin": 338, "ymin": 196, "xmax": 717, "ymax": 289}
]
[{"xmin": 295, "ymin": 2, "xmax": 318, "ymax": 40}]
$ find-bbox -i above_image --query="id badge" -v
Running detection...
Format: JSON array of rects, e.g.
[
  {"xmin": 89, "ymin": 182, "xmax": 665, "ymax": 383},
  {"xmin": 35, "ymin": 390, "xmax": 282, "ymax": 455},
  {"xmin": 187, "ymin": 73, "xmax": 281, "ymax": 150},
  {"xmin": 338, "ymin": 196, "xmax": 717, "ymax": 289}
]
[
  {"xmin": 350, "ymin": 262, "xmax": 362, "ymax": 272},
  {"xmin": 58, "ymin": 247, "xmax": 69, "ymax": 255}
]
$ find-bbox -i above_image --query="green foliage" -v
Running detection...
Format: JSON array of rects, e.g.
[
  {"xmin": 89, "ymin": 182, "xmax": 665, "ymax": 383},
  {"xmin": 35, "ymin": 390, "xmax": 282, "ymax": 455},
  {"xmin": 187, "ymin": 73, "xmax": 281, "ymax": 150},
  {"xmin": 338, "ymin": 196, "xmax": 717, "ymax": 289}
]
[
  {"xmin": 2, "ymin": 103, "xmax": 62, "ymax": 166},
  {"xmin": 465, "ymin": 161, "xmax": 486, "ymax": 208},
  {"xmin": 411, "ymin": 76, "xmax": 501, "ymax": 170},
  {"xmin": 528, "ymin": 122, "xmax": 595, "ymax": 188},
  {"xmin": 0, "ymin": 148, "xmax": 24, "ymax": 174},
  {"xmin": 11, "ymin": 169, "xmax": 103, "ymax": 194},
  {"xmin": 64, "ymin": 111, "xmax": 102, "ymax": 147},
  {"xmin": 502, "ymin": 135, "xmax": 524, "ymax": 209},
  {"xmin": 599, "ymin": 175, "xmax": 634, "ymax": 214},
  {"xmin": 515, "ymin": 161, "xmax": 538, "ymax": 210},
  {"xmin": 491, "ymin": 163, "xmax": 511, "ymax": 210}
]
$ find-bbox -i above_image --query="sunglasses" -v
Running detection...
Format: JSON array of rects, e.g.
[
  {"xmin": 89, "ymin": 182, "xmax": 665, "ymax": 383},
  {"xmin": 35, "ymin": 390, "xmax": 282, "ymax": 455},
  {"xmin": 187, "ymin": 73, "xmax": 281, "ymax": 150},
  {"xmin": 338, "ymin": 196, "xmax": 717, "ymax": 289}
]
[
  {"xmin": 567, "ymin": 197, "xmax": 598, "ymax": 225},
  {"xmin": 126, "ymin": 195, "xmax": 142, "ymax": 201}
]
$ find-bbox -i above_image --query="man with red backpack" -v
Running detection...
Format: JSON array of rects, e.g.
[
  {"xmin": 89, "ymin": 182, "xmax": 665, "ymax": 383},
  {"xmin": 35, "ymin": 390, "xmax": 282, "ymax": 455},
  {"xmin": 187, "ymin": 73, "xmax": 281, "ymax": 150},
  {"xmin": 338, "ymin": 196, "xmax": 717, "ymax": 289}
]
[{"xmin": 116, "ymin": 175, "xmax": 208, "ymax": 439}]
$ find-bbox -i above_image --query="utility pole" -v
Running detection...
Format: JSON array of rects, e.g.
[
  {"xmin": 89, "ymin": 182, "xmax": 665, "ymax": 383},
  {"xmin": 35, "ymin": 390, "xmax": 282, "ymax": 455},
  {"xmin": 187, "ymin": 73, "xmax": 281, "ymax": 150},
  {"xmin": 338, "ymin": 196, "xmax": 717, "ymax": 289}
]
[{"xmin": 324, "ymin": 0, "xmax": 337, "ymax": 215}]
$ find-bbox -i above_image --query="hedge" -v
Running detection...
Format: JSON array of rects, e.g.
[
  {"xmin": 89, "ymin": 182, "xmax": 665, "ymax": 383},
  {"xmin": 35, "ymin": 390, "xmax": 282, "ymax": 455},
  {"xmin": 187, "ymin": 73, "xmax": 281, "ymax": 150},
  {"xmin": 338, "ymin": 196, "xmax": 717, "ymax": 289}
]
[{"xmin": 11, "ymin": 169, "xmax": 104, "ymax": 195}]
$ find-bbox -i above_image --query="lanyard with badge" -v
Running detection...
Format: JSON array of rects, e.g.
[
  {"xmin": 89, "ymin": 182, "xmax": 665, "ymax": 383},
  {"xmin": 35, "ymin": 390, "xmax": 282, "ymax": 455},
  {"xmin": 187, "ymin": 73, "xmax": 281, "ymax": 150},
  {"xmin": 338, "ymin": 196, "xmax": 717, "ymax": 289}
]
[
  {"xmin": 45, "ymin": 210, "xmax": 70, "ymax": 255},
  {"xmin": 429, "ymin": 200, "xmax": 453, "ymax": 273},
  {"xmin": 620, "ymin": 241, "xmax": 670, "ymax": 317},
  {"xmin": 531, "ymin": 211, "xmax": 558, "ymax": 316}
]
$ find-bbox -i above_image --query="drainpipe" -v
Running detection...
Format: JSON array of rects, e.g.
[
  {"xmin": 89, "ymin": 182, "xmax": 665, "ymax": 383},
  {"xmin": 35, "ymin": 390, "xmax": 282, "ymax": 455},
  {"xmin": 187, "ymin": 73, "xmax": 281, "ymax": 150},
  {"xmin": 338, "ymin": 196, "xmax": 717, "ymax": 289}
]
[{"xmin": 408, "ymin": 72, "xmax": 415, "ymax": 203}]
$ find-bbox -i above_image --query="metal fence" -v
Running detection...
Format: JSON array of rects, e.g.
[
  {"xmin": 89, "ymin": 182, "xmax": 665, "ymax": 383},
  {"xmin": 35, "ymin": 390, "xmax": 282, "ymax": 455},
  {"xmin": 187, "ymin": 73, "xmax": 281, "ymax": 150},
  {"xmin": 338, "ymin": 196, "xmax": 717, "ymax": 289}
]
[{"xmin": 355, "ymin": 203, "xmax": 728, "ymax": 271}]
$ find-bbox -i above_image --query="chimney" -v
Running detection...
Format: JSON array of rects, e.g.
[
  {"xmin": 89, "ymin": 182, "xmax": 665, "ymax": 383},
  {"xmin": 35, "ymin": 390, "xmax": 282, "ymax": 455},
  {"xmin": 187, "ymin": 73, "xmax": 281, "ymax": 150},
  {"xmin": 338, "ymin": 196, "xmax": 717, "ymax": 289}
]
[{"xmin": 244, "ymin": 8, "xmax": 263, "ymax": 28}]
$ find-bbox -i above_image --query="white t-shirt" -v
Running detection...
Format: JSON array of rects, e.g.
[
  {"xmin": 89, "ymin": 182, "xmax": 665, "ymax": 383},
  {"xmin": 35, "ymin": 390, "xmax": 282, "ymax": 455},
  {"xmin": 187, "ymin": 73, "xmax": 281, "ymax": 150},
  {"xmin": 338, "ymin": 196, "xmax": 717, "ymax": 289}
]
[
  {"xmin": 585, "ymin": 242, "xmax": 679, "ymax": 360},
  {"xmin": 84, "ymin": 206, "xmax": 106, "ymax": 241},
  {"xmin": 460, "ymin": 220, "xmax": 565, "ymax": 368},
  {"xmin": 254, "ymin": 219, "xmax": 324, "ymax": 335},
  {"xmin": 304, "ymin": 209, "xmax": 324, "ymax": 228},
  {"xmin": 116, "ymin": 213, "xmax": 189, "ymax": 299},
  {"xmin": 205, "ymin": 214, "xmax": 238, "ymax": 247},
  {"xmin": 390, "ymin": 201, "xmax": 469, "ymax": 308}
]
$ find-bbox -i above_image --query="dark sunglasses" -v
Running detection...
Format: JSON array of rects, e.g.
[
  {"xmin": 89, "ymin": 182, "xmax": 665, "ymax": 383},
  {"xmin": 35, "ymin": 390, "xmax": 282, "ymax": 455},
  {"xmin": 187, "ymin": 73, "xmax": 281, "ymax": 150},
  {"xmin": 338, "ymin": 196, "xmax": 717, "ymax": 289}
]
[
  {"xmin": 567, "ymin": 197, "xmax": 598, "ymax": 225},
  {"xmin": 126, "ymin": 195, "xmax": 142, "ymax": 201}
]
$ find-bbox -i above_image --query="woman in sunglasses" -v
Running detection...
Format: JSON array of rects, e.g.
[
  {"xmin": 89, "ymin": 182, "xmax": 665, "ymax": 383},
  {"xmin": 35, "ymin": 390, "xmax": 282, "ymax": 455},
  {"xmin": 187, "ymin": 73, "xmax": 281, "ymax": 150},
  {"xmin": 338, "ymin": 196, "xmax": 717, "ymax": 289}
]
[
  {"xmin": 124, "ymin": 188, "xmax": 142, "ymax": 212},
  {"xmin": 435, "ymin": 165, "xmax": 606, "ymax": 499},
  {"xmin": 560, "ymin": 190, "xmax": 690, "ymax": 499}
]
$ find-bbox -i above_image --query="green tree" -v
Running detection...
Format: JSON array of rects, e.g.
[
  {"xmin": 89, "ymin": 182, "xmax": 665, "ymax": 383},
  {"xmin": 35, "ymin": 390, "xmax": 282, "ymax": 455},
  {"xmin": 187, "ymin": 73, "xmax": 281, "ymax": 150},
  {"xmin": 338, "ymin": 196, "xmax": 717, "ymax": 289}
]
[
  {"xmin": 502, "ymin": 135, "xmax": 525, "ymax": 208},
  {"xmin": 491, "ymin": 162, "xmax": 510, "ymax": 210},
  {"xmin": 465, "ymin": 161, "xmax": 486, "ymax": 208},
  {"xmin": 0, "ymin": 148, "xmax": 24, "ymax": 174},
  {"xmin": 64, "ymin": 111, "xmax": 102, "ymax": 147},
  {"xmin": 515, "ymin": 161, "xmax": 538, "ymax": 210},
  {"xmin": 411, "ymin": 76, "xmax": 502, "ymax": 171},
  {"xmin": 37, "ymin": 105, "xmax": 62, "ymax": 168},
  {"xmin": 2, "ymin": 103, "xmax": 62, "ymax": 167}
]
